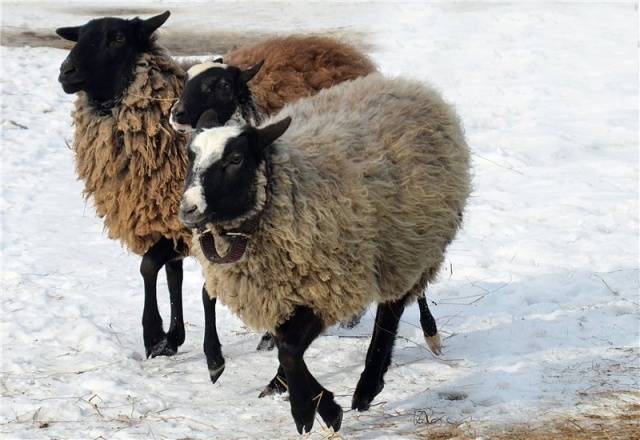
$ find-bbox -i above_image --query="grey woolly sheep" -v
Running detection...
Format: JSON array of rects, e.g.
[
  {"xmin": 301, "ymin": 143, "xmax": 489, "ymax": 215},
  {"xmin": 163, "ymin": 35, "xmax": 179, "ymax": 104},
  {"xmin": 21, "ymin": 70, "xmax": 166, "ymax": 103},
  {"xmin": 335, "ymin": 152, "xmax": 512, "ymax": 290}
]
[{"xmin": 181, "ymin": 73, "xmax": 471, "ymax": 433}]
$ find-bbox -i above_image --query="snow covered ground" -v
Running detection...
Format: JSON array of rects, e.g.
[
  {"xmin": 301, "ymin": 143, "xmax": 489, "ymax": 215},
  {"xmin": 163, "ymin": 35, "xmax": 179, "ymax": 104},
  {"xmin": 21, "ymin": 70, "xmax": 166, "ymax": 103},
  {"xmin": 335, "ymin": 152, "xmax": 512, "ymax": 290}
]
[{"xmin": 1, "ymin": 1, "xmax": 638, "ymax": 439}]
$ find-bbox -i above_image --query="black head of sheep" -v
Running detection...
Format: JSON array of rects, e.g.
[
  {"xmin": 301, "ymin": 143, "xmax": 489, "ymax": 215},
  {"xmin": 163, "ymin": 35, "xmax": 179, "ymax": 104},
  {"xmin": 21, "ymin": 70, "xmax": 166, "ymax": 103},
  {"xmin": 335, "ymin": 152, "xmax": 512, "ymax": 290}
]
[
  {"xmin": 170, "ymin": 60, "xmax": 264, "ymax": 132},
  {"xmin": 179, "ymin": 113, "xmax": 291, "ymax": 229},
  {"xmin": 56, "ymin": 11, "xmax": 170, "ymax": 105}
]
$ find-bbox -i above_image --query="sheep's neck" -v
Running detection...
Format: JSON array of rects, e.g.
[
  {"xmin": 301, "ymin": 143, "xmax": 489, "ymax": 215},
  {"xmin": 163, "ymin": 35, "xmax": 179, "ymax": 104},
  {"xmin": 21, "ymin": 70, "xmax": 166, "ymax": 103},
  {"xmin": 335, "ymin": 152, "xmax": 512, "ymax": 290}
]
[
  {"xmin": 199, "ymin": 156, "xmax": 273, "ymax": 264},
  {"xmin": 228, "ymin": 91, "xmax": 263, "ymax": 126}
]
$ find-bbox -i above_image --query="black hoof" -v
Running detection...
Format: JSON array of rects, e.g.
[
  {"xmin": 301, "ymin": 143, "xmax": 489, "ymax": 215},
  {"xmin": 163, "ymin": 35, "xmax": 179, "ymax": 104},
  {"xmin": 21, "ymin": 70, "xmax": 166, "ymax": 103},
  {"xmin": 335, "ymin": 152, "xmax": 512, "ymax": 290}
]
[
  {"xmin": 258, "ymin": 374, "xmax": 288, "ymax": 398},
  {"xmin": 206, "ymin": 351, "xmax": 225, "ymax": 384},
  {"xmin": 208, "ymin": 361, "xmax": 225, "ymax": 384},
  {"xmin": 256, "ymin": 332, "xmax": 276, "ymax": 351},
  {"xmin": 145, "ymin": 335, "xmax": 177, "ymax": 358},
  {"xmin": 316, "ymin": 391, "xmax": 343, "ymax": 432},
  {"xmin": 291, "ymin": 402, "xmax": 316, "ymax": 434},
  {"xmin": 351, "ymin": 374, "xmax": 384, "ymax": 411}
]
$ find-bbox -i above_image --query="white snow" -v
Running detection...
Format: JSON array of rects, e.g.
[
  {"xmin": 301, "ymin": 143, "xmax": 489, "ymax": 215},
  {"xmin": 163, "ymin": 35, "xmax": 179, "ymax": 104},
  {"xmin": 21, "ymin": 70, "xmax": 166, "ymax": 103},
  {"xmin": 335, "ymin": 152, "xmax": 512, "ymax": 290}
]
[{"xmin": 1, "ymin": 1, "xmax": 638, "ymax": 439}]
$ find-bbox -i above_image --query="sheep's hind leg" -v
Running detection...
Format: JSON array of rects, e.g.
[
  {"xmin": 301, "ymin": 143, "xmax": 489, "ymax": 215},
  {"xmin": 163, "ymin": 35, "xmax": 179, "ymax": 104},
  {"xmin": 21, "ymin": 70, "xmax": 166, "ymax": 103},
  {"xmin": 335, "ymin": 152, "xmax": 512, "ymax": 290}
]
[
  {"xmin": 417, "ymin": 294, "xmax": 442, "ymax": 355},
  {"xmin": 140, "ymin": 237, "xmax": 179, "ymax": 358},
  {"xmin": 165, "ymin": 259, "xmax": 185, "ymax": 354},
  {"xmin": 202, "ymin": 286, "xmax": 225, "ymax": 383},
  {"xmin": 276, "ymin": 307, "xmax": 343, "ymax": 434},
  {"xmin": 352, "ymin": 297, "xmax": 407, "ymax": 411}
]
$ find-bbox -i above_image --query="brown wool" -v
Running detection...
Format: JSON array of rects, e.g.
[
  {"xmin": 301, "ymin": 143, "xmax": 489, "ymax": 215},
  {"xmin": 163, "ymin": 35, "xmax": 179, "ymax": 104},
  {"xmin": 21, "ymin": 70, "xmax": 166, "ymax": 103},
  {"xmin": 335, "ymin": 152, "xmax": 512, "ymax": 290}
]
[
  {"xmin": 193, "ymin": 74, "xmax": 472, "ymax": 332},
  {"xmin": 225, "ymin": 36, "xmax": 377, "ymax": 116},
  {"xmin": 72, "ymin": 52, "xmax": 191, "ymax": 255}
]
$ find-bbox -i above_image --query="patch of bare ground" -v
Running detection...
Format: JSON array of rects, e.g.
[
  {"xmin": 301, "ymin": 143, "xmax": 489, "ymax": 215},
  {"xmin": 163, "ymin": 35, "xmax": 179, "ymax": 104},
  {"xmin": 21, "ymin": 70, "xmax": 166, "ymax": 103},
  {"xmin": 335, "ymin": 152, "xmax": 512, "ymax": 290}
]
[
  {"xmin": 414, "ymin": 399, "xmax": 639, "ymax": 440},
  {"xmin": 66, "ymin": 6, "xmax": 163, "ymax": 16},
  {"xmin": 0, "ymin": 28, "xmax": 373, "ymax": 56}
]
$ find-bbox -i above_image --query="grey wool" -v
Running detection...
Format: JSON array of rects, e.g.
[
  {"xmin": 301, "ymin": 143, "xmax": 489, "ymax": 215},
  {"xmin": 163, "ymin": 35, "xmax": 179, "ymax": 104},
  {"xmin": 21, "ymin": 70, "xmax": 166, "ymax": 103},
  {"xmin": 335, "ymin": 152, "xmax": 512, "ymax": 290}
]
[{"xmin": 192, "ymin": 73, "xmax": 471, "ymax": 332}]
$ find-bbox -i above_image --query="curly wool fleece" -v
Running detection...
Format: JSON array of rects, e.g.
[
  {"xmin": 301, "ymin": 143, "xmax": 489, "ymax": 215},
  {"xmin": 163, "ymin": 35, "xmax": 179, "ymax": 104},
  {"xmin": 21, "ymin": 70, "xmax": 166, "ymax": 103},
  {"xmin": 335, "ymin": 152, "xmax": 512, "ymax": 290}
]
[
  {"xmin": 224, "ymin": 35, "xmax": 377, "ymax": 117},
  {"xmin": 71, "ymin": 52, "xmax": 191, "ymax": 255},
  {"xmin": 193, "ymin": 73, "xmax": 471, "ymax": 332}
]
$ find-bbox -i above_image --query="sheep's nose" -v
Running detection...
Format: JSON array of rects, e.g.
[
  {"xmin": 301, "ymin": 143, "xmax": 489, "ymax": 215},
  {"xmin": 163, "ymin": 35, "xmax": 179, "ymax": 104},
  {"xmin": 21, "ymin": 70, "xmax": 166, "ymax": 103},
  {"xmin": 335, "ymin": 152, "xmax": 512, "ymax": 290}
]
[
  {"xmin": 172, "ymin": 101, "xmax": 185, "ymax": 119},
  {"xmin": 60, "ymin": 59, "xmax": 76, "ymax": 75}
]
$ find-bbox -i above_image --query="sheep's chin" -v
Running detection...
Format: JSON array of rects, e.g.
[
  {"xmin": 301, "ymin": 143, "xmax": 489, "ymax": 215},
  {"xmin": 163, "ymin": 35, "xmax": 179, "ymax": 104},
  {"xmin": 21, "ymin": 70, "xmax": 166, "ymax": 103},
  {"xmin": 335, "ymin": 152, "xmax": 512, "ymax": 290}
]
[{"xmin": 197, "ymin": 223, "xmax": 215, "ymax": 234}]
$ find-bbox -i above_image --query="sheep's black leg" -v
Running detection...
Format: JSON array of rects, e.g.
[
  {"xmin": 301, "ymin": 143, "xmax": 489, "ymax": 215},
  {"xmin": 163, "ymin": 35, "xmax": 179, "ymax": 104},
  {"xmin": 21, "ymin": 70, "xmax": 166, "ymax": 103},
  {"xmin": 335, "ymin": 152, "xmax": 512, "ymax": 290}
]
[
  {"xmin": 256, "ymin": 332, "xmax": 276, "ymax": 351},
  {"xmin": 417, "ymin": 294, "xmax": 442, "ymax": 355},
  {"xmin": 352, "ymin": 297, "xmax": 407, "ymax": 411},
  {"xmin": 202, "ymin": 286, "xmax": 225, "ymax": 384},
  {"xmin": 140, "ymin": 237, "xmax": 179, "ymax": 358},
  {"xmin": 275, "ymin": 307, "xmax": 342, "ymax": 434},
  {"xmin": 258, "ymin": 364, "xmax": 288, "ymax": 398},
  {"xmin": 165, "ymin": 259, "xmax": 185, "ymax": 354}
]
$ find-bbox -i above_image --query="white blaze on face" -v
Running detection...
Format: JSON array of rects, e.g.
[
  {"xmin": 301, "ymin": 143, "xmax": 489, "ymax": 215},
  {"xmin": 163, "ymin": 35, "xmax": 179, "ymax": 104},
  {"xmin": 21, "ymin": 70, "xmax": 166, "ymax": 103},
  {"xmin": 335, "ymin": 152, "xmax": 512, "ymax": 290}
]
[
  {"xmin": 183, "ymin": 126, "xmax": 242, "ymax": 214},
  {"xmin": 186, "ymin": 60, "xmax": 228, "ymax": 80}
]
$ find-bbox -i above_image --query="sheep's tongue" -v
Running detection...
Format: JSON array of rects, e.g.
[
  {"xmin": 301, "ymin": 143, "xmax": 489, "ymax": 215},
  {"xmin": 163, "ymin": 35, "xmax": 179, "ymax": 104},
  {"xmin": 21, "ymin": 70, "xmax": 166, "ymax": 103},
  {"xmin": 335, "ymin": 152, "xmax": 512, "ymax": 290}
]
[{"xmin": 199, "ymin": 230, "xmax": 248, "ymax": 264}]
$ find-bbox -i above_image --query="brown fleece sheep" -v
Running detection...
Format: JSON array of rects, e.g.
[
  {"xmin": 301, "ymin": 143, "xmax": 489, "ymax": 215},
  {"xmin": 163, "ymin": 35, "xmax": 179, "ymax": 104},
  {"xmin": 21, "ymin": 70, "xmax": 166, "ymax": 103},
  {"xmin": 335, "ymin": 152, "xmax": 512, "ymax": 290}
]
[
  {"xmin": 190, "ymin": 73, "xmax": 471, "ymax": 331},
  {"xmin": 224, "ymin": 35, "xmax": 377, "ymax": 117}
]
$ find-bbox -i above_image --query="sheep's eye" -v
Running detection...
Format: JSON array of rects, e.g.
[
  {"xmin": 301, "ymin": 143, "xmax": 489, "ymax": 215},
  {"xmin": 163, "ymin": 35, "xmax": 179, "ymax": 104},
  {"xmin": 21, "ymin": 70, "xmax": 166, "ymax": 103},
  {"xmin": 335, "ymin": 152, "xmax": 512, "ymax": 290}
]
[
  {"xmin": 201, "ymin": 79, "xmax": 214, "ymax": 93},
  {"xmin": 228, "ymin": 153, "xmax": 243, "ymax": 165},
  {"xmin": 110, "ymin": 32, "xmax": 125, "ymax": 47},
  {"xmin": 218, "ymin": 81, "xmax": 231, "ymax": 90}
]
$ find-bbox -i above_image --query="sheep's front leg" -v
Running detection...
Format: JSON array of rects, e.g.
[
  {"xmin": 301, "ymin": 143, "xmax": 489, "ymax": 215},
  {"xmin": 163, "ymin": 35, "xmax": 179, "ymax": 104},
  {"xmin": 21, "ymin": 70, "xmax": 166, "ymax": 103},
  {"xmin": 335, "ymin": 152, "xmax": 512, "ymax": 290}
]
[
  {"xmin": 352, "ymin": 297, "xmax": 407, "ymax": 411},
  {"xmin": 165, "ymin": 259, "xmax": 185, "ymax": 353},
  {"xmin": 275, "ymin": 307, "xmax": 343, "ymax": 434},
  {"xmin": 202, "ymin": 286, "xmax": 225, "ymax": 383},
  {"xmin": 140, "ymin": 237, "xmax": 179, "ymax": 358}
]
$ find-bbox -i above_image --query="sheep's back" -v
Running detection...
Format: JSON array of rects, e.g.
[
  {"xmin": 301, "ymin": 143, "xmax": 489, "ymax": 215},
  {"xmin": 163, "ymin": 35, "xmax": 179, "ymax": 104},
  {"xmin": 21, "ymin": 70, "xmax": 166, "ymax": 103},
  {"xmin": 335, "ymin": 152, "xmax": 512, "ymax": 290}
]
[
  {"xmin": 224, "ymin": 36, "xmax": 376, "ymax": 116},
  {"xmin": 276, "ymin": 73, "xmax": 471, "ymax": 303}
]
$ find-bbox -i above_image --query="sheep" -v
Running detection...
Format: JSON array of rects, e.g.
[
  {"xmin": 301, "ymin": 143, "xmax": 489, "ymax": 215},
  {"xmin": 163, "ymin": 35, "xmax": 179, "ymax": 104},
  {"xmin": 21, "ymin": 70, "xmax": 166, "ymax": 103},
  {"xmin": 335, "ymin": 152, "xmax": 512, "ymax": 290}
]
[
  {"xmin": 170, "ymin": 37, "xmax": 378, "ymax": 350},
  {"xmin": 56, "ymin": 11, "xmax": 195, "ymax": 364},
  {"xmin": 170, "ymin": 35, "xmax": 377, "ymax": 131},
  {"xmin": 180, "ymin": 73, "xmax": 471, "ymax": 433},
  {"xmin": 174, "ymin": 53, "xmax": 446, "ymax": 355},
  {"xmin": 55, "ymin": 11, "xmax": 388, "ymax": 383}
]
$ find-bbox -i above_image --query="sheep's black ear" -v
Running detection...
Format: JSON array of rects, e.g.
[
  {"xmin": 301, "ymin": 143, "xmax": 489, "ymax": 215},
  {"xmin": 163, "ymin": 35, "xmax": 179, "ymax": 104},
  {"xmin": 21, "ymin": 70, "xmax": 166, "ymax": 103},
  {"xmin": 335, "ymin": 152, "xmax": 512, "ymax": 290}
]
[
  {"xmin": 211, "ymin": 56, "xmax": 224, "ymax": 63},
  {"xmin": 196, "ymin": 109, "xmax": 220, "ymax": 130},
  {"xmin": 140, "ymin": 11, "xmax": 171, "ymax": 37},
  {"xmin": 256, "ymin": 117, "xmax": 291, "ymax": 149},
  {"xmin": 56, "ymin": 26, "xmax": 80, "ymax": 42},
  {"xmin": 240, "ymin": 60, "xmax": 264, "ymax": 83}
]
